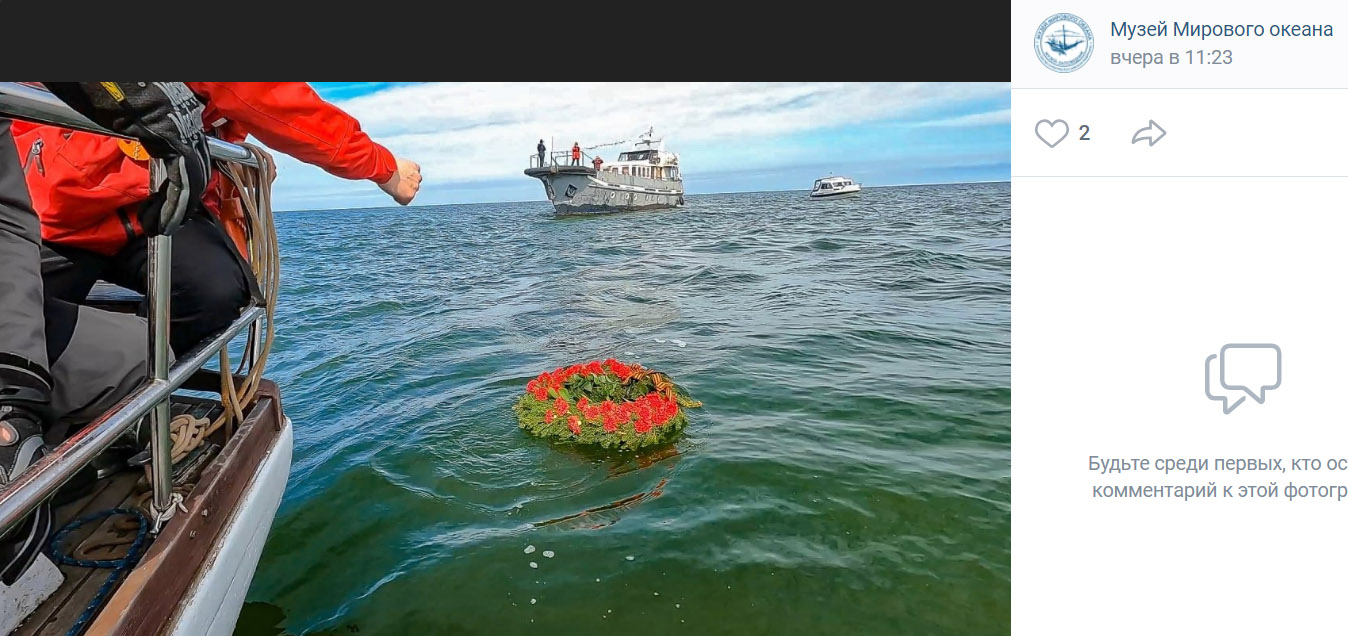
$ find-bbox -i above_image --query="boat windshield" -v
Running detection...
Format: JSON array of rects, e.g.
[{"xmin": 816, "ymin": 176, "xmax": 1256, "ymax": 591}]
[{"xmin": 619, "ymin": 150, "xmax": 653, "ymax": 161}]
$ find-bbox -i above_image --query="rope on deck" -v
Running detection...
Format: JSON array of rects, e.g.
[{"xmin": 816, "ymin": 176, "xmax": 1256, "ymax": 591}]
[{"xmin": 46, "ymin": 508, "xmax": 148, "ymax": 636}]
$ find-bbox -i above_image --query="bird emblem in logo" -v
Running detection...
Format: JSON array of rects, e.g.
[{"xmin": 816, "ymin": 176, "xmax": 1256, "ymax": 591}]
[{"xmin": 1035, "ymin": 13, "xmax": 1094, "ymax": 73}]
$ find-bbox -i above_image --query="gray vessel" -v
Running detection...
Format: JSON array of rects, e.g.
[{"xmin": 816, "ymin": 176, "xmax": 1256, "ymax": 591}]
[{"xmin": 525, "ymin": 128, "xmax": 684, "ymax": 215}]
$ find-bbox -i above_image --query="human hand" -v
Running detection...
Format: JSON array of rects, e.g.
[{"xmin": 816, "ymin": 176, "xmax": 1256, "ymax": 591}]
[{"xmin": 378, "ymin": 156, "xmax": 422, "ymax": 205}]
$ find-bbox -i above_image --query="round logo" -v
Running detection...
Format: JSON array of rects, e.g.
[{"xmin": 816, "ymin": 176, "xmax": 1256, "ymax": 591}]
[{"xmin": 1035, "ymin": 13, "xmax": 1093, "ymax": 73}]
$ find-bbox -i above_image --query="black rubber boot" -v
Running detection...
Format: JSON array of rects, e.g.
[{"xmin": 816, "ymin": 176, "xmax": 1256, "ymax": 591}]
[{"xmin": 0, "ymin": 366, "xmax": 56, "ymax": 585}]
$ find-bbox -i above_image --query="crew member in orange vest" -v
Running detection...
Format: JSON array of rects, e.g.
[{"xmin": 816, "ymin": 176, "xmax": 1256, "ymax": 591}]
[
  {"xmin": 13, "ymin": 82, "xmax": 423, "ymax": 355},
  {"xmin": 571, "ymin": 142, "xmax": 581, "ymax": 166},
  {"xmin": 1, "ymin": 81, "xmax": 216, "ymax": 586}
]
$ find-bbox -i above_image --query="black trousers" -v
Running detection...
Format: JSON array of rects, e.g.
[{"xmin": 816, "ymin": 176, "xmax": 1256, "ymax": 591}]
[
  {"xmin": 0, "ymin": 118, "xmax": 151, "ymax": 432},
  {"xmin": 40, "ymin": 212, "xmax": 256, "ymax": 356}
]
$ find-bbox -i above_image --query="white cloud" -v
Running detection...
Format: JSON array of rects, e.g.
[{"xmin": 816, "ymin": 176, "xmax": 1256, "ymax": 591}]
[
  {"xmin": 915, "ymin": 108, "xmax": 1011, "ymax": 127},
  {"xmin": 263, "ymin": 82, "xmax": 1008, "ymax": 208}
]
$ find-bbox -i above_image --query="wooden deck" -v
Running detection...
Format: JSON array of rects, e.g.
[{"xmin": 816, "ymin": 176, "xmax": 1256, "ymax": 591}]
[{"xmin": 15, "ymin": 398, "xmax": 224, "ymax": 636}]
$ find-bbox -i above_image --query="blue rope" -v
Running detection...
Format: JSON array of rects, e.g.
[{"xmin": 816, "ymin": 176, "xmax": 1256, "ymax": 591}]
[{"xmin": 46, "ymin": 507, "xmax": 149, "ymax": 636}]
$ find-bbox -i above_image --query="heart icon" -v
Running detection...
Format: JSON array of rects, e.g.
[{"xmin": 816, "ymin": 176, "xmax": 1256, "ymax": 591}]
[{"xmin": 1034, "ymin": 119, "xmax": 1069, "ymax": 148}]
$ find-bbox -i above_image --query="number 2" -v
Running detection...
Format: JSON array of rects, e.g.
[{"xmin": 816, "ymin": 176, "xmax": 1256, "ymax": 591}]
[{"xmin": 1079, "ymin": 125, "xmax": 1091, "ymax": 141}]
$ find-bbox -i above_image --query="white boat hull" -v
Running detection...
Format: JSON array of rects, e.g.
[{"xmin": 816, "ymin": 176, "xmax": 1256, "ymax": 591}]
[
  {"xmin": 168, "ymin": 416, "xmax": 293, "ymax": 636},
  {"xmin": 526, "ymin": 166, "xmax": 684, "ymax": 215},
  {"xmin": 810, "ymin": 187, "xmax": 861, "ymax": 200}
]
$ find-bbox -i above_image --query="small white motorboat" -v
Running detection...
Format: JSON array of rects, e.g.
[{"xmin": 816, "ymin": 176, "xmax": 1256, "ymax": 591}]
[{"xmin": 809, "ymin": 176, "xmax": 861, "ymax": 199}]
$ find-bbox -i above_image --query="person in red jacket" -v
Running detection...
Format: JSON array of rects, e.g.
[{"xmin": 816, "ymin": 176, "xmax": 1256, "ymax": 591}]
[
  {"xmin": 2, "ymin": 81, "xmax": 216, "ymax": 587},
  {"xmin": 13, "ymin": 82, "xmax": 422, "ymax": 355}
]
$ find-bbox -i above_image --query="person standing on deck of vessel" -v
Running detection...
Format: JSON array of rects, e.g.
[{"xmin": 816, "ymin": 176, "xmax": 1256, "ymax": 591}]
[
  {"xmin": 571, "ymin": 142, "xmax": 581, "ymax": 166},
  {"xmin": 593, "ymin": 156, "xmax": 603, "ymax": 171},
  {"xmin": 0, "ymin": 81, "xmax": 210, "ymax": 586},
  {"xmin": 537, "ymin": 139, "xmax": 546, "ymax": 167},
  {"xmin": 13, "ymin": 82, "xmax": 423, "ymax": 357}
]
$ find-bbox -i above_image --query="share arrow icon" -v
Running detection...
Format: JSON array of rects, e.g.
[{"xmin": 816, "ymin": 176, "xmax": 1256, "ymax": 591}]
[{"xmin": 1131, "ymin": 120, "xmax": 1167, "ymax": 146}]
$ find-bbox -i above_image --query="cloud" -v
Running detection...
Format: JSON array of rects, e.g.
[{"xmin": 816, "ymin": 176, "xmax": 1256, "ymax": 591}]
[
  {"xmin": 342, "ymin": 83, "xmax": 1008, "ymax": 181},
  {"xmin": 263, "ymin": 82, "xmax": 1009, "ymax": 209},
  {"xmin": 914, "ymin": 108, "xmax": 1011, "ymax": 127}
]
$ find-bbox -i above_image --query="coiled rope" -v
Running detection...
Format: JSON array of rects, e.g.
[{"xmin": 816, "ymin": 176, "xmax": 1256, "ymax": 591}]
[
  {"xmin": 128, "ymin": 145, "xmax": 280, "ymax": 523},
  {"xmin": 216, "ymin": 143, "xmax": 280, "ymax": 436},
  {"xmin": 46, "ymin": 508, "xmax": 148, "ymax": 636}
]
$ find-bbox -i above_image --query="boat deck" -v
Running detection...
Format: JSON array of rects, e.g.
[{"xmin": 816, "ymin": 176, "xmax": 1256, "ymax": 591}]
[
  {"xmin": 524, "ymin": 165, "xmax": 596, "ymax": 178},
  {"xmin": 15, "ymin": 398, "xmax": 225, "ymax": 636}
]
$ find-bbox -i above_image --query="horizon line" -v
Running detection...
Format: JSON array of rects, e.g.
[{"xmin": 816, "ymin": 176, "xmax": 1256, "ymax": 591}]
[{"xmin": 274, "ymin": 178, "xmax": 1011, "ymax": 213}]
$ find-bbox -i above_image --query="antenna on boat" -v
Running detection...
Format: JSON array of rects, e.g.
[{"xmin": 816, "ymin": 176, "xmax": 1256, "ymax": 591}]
[{"xmin": 638, "ymin": 126, "xmax": 658, "ymax": 147}]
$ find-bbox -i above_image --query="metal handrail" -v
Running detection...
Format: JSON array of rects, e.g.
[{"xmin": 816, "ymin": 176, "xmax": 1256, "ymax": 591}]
[
  {"xmin": 0, "ymin": 307, "xmax": 263, "ymax": 531},
  {"xmin": 0, "ymin": 83, "xmax": 265, "ymax": 532},
  {"xmin": 527, "ymin": 149, "xmax": 597, "ymax": 169},
  {"xmin": 0, "ymin": 82, "xmax": 259, "ymax": 168}
]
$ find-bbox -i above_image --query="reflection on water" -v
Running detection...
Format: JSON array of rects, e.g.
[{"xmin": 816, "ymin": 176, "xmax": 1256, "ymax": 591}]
[{"xmin": 536, "ymin": 445, "xmax": 682, "ymax": 530}]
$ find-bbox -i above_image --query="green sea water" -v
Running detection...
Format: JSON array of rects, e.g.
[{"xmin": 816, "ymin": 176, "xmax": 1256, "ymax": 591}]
[{"xmin": 234, "ymin": 183, "xmax": 1010, "ymax": 635}]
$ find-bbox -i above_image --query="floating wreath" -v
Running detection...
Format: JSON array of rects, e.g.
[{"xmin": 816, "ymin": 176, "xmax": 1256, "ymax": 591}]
[{"xmin": 515, "ymin": 359, "xmax": 702, "ymax": 450}]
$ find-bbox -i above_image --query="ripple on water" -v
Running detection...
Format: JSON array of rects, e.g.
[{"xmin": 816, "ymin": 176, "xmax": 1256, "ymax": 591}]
[{"xmin": 241, "ymin": 184, "xmax": 1009, "ymax": 636}]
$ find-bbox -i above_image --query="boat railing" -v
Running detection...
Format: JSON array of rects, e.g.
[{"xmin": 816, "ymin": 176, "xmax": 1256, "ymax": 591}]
[
  {"xmin": 527, "ymin": 149, "xmax": 598, "ymax": 169},
  {"xmin": 0, "ymin": 82, "xmax": 267, "ymax": 535},
  {"xmin": 588, "ymin": 170, "xmax": 681, "ymax": 190}
]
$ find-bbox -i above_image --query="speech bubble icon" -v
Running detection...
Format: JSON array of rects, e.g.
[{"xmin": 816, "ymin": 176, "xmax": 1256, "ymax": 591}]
[
  {"xmin": 1220, "ymin": 343, "xmax": 1282, "ymax": 404},
  {"xmin": 1205, "ymin": 354, "xmax": 1246, "ymax": 414}
]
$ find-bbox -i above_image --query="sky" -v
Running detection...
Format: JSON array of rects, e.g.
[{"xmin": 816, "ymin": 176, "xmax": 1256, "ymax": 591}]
[{"xmin": 262, "ymin": 82, "xmax": 1010, "ymax": 211}]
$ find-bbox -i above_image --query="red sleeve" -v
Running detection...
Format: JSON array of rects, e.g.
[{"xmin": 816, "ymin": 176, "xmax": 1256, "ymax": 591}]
[{"xmin": 186, "ymin": 82, "xmax": 397, "ymax": 184}]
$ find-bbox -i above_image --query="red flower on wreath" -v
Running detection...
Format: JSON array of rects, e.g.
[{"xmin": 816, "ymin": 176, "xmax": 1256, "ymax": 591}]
[
  {"xmin": 603, "ymin": 358, "xmax": 633, "ymax": 381},
  {"xmin": 518, "ymin": 359, "xmax": 696, "ymax": 447}
]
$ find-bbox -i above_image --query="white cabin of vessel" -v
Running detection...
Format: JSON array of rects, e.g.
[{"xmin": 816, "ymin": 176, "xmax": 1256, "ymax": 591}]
[
  {"xmin": 598, "ymin": 131, "xmax": 682, "ymax": 182},
  {"xmin": 810, "ymin": 176, "xmax": 861, "ymax": 197}
]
